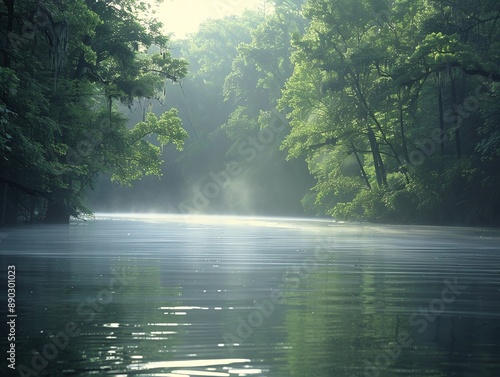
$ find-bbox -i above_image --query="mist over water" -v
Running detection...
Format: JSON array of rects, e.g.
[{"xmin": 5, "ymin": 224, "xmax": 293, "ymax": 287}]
[{"xmin": 1, "ymin": 214, "xmax": 499, "ymax": 376}]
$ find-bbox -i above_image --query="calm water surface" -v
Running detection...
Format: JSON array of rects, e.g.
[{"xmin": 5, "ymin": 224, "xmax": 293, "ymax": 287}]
[{"xmin": 1, "ymin": 214, "xmax": 500, "ymax": 377}]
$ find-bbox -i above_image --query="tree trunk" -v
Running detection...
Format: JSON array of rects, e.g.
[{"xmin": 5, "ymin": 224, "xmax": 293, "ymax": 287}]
[
  {"xmin": 0, "ymin": 183, "xmax": 7, "ymax": 225},
  {"xmin": 73, "ymin": 51, "xmax": 87, "ymax": 79},
  {"xmin": 367, "ymin": 127, "xmax": 386, "ymax": 187},
  {"xmin": 399, "ymin": 90, "xmax": 410, "ymax": 162},
  {"xmin": 2, "ymin": 0, "xmax": 14, "ymax": 68},
  {"xmin": 350, "ymin": 141, "xmax": 371, "ymax": 190},
  {"xmin": 437, "ymin": 72, "xmax": 445, "ymax": 155},
  {"xmin": 44, "ymin": 201, "xmax": 70, "ymax": 224},
  {"xmin": 449, "ymin": 68, "xmax": 462, "ymax": 159},
  {"xmin": 375, "ymin": 143, "xmax": 388, "ymax": 186}
]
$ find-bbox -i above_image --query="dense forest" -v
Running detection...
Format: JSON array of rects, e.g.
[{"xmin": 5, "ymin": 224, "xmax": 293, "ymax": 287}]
[
  {"xmin": 0, "ymin": 0, "xmax": 188, "ymax": 223},
  {"xmin": 2, "ymin": 0, "xmax": 500, "ymax": 225}
]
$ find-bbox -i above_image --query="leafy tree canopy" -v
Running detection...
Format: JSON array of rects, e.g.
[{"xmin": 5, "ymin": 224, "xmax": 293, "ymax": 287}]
[{"xmin": 0, "ymin": 0, "xmax": 187, "ymax": 223}]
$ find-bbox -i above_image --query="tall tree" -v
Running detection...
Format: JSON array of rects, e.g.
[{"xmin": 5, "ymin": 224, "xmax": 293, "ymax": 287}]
[
  {"xmin": 220, "ymin": 0, "xmax": 313, "ymax": 215},
  {"xmin": 0, "ymin": 0, "xmax": 187, "ymax": 223},
  {"xmin": 279, "ymin": 0, "xmax": 500, "ymax": 224}
]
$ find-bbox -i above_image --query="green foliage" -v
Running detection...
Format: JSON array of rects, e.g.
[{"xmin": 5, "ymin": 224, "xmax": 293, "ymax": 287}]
[
  {"xmin": 0, "ymin": 0, "xmax": 187, "ymax": 223},
  {"xmin": 168, "ymin": 13, "xmax": 260, "ymax": 197},
  {"xmin": 161, "ymin": 4, "xmax": 313, "ymax": 216},
  {"xmin": 279, "ymin": 0, "xmax": 500, "ymax": 225},
  {"xmin": 111, "ymin": 110, "xmax": 188, "ymax": 185},
  {"xmin": 2, "ymin": 0, "xmax": 499, "ymax": 224}
]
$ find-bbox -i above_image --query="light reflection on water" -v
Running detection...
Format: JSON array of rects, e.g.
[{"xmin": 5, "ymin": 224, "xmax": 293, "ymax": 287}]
[{"xmin": 0, "ymin": 214, "xmax": 499, "ymax": 377}]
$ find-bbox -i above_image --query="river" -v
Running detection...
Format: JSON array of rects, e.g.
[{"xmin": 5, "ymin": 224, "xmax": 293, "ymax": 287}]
[{"xmin": 1, "ymin": 214, "xmax": 499, "ymax": 376}]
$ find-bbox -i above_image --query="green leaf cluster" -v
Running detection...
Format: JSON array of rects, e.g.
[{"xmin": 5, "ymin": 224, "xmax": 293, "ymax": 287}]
[
  {"xmin": 278, "ymin": 0, "xmax": 500, "ymax": 224},
  {"xmin": 0, "ymin": 0, "xmax": 187, "ymax": 223}
]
